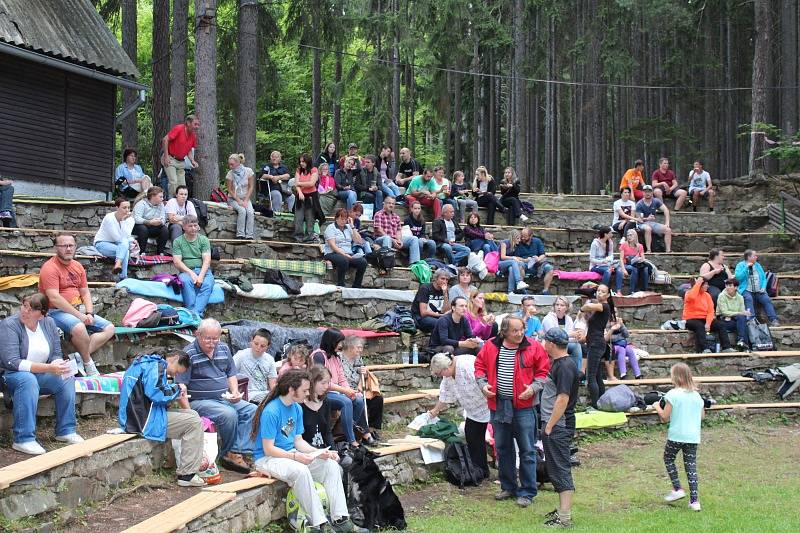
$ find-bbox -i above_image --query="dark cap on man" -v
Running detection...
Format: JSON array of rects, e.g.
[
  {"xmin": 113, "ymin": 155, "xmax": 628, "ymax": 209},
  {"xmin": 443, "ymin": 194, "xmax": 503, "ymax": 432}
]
[{"xmin": 544, "ymin": 327, "xmax": 570, "ymax": 347}]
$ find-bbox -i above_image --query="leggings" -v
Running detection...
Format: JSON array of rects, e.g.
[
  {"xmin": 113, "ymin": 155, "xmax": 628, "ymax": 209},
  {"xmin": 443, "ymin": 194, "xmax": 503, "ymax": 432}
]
[
  {"xmin": 464, "ymin": 418, "xmax": 489, "ymax": 479},
  {"xmin": 614, "ymin": 344, "xmax": 641, "ymax": 377},
  {"xmin": 664, "ymin": 440, "xmax": 699, "ymax": 503},
  {"xmin": 585, "ymin": 342, "xmax": 607, "ymax": 408}
]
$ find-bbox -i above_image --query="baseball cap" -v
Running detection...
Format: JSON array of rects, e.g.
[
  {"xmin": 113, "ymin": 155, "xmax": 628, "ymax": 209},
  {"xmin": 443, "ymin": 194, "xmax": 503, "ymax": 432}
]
[
  {"xmin": 544, "ymin": 327, "xmax": 570, "ymax": 347},
  {"xmin": 348, "ymin": 142, "xmax": 358, "ymax": 149},
  {"xmin": 642, "ymin": 184, "xmax": 653, "ymax": 191}
]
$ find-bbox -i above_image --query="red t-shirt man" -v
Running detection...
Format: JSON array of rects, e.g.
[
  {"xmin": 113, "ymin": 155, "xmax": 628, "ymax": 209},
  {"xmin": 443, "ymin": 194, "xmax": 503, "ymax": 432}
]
[
  {"xmin": 39, "ymin": 256, "xmax": 87, "ymax": 307},
  {"xmin": 161, "ymin": 115, "xmax": 200, "ymax": 197}
]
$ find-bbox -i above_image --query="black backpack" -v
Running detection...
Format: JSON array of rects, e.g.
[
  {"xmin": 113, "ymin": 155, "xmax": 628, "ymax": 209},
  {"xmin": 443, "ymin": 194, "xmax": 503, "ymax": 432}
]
[
  {"xmin": 366, "ymin": 248, "xmax": 396, "ymax": 274},
  {"xmin": 444, "ymin": 441, "xmax": 483, "ymax": 488},
  {"xmin": 381, "ymin": 305, "xmax": 417, "ymax": 334},
  {"xmin": 262, "ymin": 268, "xmax": 302, "ymax": 295},
  {"xmin": 189, "ymin": 197, "xmax": 208, "ymax": 228}
]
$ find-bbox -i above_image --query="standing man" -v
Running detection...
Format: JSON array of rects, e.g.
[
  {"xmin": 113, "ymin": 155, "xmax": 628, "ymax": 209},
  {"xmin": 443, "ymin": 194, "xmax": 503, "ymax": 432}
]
[
  {"xmin": 635, "ymin": 184, "xmax": 673, "ymax": 253},
  {"xmin": 431, "ymin": 204, "xmax": 470, "ymax": 265},
  {"xmin": 540, "ymin": 328, "xmax": 580, "ymax": 528},
  {"xmin": 651, "ymin": 158, "xmax": 688, "ymax": 211},
  {"xmin": 373, "ymin": 196, "xmax": 425, "ymax": 264},
  {"xmin": 260, "ymin": 151, "xmax": 295, "ymax": 213},
  {"xmin": 39, "ymin": 233, "xmax": 115, "ymax": 376},
  {"xmin": 161, "ymin": 114, "xmax": 199, "ymax": 197},
  {"xmin": 395, "ymin": 147, "xmax": 422, "ymax": 187},
  {"xmin": 172, "ymin": 215, "xmax": 215, "ymax": 317},
  {"xmin": 176, "ymin": 318, "xmax": 256, "ymax": 474},
  {"xmin": 475, "ymin": 315, "xmax": 550, "ymax": 508}
]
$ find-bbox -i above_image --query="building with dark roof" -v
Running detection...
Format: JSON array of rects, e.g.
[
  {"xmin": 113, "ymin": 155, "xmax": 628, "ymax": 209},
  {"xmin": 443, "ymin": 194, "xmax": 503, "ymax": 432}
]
[{"xmin": 0, "ymin": 0, "xmax": 147, "ymax": 198}]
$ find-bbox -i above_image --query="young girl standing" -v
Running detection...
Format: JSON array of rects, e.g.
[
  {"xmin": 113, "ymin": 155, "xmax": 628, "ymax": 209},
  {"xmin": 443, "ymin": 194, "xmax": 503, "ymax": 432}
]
[{"xmin": 653, "ymin": 363, "xmax": 705, "ymax": 511}]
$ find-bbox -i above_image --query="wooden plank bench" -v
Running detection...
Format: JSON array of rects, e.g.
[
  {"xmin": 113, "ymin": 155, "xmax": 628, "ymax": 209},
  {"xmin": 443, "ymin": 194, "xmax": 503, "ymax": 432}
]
[
  {"xmin": 605, "ymin": 375, "xmax": 755, "ymax": 386},
  {"xmin": 120, "ymin": 491, "xmax": 236, "ymax": 533},
  {"xmin": 628, "ymin": 401, "xmax": 800, "ymax": 417}
]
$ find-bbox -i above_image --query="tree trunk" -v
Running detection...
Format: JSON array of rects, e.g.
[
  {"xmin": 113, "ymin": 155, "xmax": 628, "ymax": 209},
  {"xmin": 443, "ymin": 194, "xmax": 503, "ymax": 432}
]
[
  {"xmin": 332, "ymin": 49, "xmax": 342, "ymax": 150},
  {"xmin": 780, "ymin": 0, "xmax": 798, "ymax": 137},
  {"xmin": 409, "ymin": 55, "xmax": 416, "ymax": 155},
  {"xmin": 121, "ymin": 0, "xmax": 138, "ymax": 151},
  {"xmin": 312, "ymin": 46, "xmax": 322, "ymax": 159},
  {"xmin": 194, "ymin": 0, "xmax": 219, "ymax": 200},
  {"xmin": 749, "ymin": 0, "xmax": 772, "ymax": 174},
  {"xmin": 236, "ymin": 0, "xmax": 258, "ymax": 168},
  {"xmin": 471, "ymin": 40, "xmax": 480, "ymax": 172},
  {"xmin": 511, "ymin": 0, "xmax": 526, "ymax": 177},
  {"xmin": 170, "ymin": 0, "xmax": 189, "ymax": 125},
  {"xmin": 152, "ymin": 0, "xmax": 171, "ymax": 175},
  {"xmin": 453, "ymin": 72, "xmax": 462, "ymax": 171},
  {"xmin": 390, "ymin": 15, "xmax": 401, "ymax": 155}
]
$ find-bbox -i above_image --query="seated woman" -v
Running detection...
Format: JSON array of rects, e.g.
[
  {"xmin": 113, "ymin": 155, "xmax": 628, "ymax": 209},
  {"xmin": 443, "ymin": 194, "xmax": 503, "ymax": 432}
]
[
  {"xmin": 619, "ymin": 229, "xmax": 651, "ymax": 294},
  {"xmin": 316, "ymin": 162, "xmax": 339, "ymax": 215},
  {"xmin": 302, "ymin": 366, "xmax": 335, "ymax": 449},
  {"xmin": 225, "ymin": 153, "xmax": 256, "ymax": 240},
  {"xmin": 94, "ymin": 197, "xmax": 135, "ymax": 280},
  {"xmin": 311, "ymin": 329, "xmax": 376, "ymax": 446},
  {"xmin": 234, "ymin": 328, "xmax": 278, "ymax": 404},
  {"xmin": 463, "ymin": 212, "xmax": 499, "ymax": 254},
  {"xmin": 403, "ymin": 201, "xmax": 437, "ymax": 260},
  {"xmin": 0, "ymin": 294, "xmax": 83, "ymax": 455},
  {"xmin": 449, "ymin": 171, "xmax": 478, "ymax": 223},
  {"xmin": 449, "ymin": 267, "xmax": 476, "ymax": 301},
  {"xmin": 471, "ymin": 166, "xmax": 505, "ymax": 225},
  {"xmin": 278, "ymin": 341, "xmax": 313, "ymax": 376},
  {"xmin": 115, "ymin": 148, "xmax": 153, "ymax": 195},
  {"xmin": 498, "ymin": 231, "xmax": 529, "ymax": 292},
  {"xmin": 132, "ymin": 186, "xmax": 169, "ymax": 255},
  {"xmin": 498, "ymin": 167, "xmax": 528, "ymax": 225},
  {"xmin": 164, "ymin": 185, "xmax": 196, "ymax": 242},
  {"xmin": 541, "ymin": 296, "xmax": 583, "ymax": 372},
  {"xmin": 323, "ymin": 208, "xmax": 368, "ymax": 288},
  {"xmin": 465, "ymin": 290, "xmax": 498, "ymax": 340},
  {"xmin": 339, "ymin": 336, "xmax": 383, "ymax": 439},
  {"xmin": 589, "ymin": 226, "xmax": 623, "ymax": 293}
]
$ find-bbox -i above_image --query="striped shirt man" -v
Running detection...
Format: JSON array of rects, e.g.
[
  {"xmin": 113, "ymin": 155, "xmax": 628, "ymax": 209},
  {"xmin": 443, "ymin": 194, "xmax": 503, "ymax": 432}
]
[
  {"xmin": 176, "ymin": 339, "xmax": 236, "ymax": 401},
  {"xmin": 496, "ymin": 346, "xmax": 517, "ymax": 397}
]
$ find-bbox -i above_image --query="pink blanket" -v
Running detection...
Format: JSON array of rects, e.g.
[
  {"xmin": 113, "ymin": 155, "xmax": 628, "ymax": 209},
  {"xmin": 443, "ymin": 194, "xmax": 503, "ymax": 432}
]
[
  {"xmin": 553, "ymin": 270, "xmax": 603, "ymax": 281},
  {"xmin": 320, "ymin": 328, "xmax": 398, "ymax": 338}
]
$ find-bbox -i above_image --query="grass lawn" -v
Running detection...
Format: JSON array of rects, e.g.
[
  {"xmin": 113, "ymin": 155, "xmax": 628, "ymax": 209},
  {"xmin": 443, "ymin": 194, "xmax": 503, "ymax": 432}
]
[{"xmin": 402, "ymin": 417, "xmax": 800, "ymax": 533}]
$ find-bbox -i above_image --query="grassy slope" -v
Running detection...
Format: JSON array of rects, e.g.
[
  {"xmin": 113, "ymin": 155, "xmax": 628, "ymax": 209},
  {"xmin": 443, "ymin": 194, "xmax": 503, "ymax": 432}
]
[{"xmin": 405, "ymin": 419, "xmax": 800, "ymax": 533}]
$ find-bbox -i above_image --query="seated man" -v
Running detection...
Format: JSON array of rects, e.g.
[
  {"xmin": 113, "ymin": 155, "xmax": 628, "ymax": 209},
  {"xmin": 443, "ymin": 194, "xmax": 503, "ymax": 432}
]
[
  {"xmin": 734, "ymin": 249, "xmax": 779, "ymax": 327},
  {"xmin": 405, "ymin": 168, "xmax": 442, "ymax": 219},
  {"xmin": 39, "ymin": 233, "xmax": 115, "ymax": 376},
  {"xmin": 651, "ymin": 157, "xmax": 688, "ymax": 211},
  {"xmin": 412, "ymin": 268, "xmax": 451, "ymax": 333},
  {"xmin": 0, "ymin": 294, "xmax": 82, "ymax": 455},
  {"xmin": 611, "ymin": 187, "xmax": 638, "ymax": 236},
  {"xmin": 172, "ymin": 215, "xmax": 215, "ymax": 317},
  {"xmin": 716, "ymin": 278, "xmax": 749, "ymax": 350},
  {"xmin": 619, "ymin": 160, "xmax": 645, "ymax": 200},
  {"xmin": 176, "ymin": 318, "xmax": 256, "ymax": 473},
  {"xmin": 373, "ymin": 196, "xmax": 427, "ymax": 264},
  {"xmin": 687, "ymin": 160, "xmax": 715, "ymax": 212},
  {"xmin": 635, "ymin": 185, "xmax": 673, "ymax": 253},
  {"xmin": 429, "ymin": 296, "xmax": 482, "ymax": 355},
  {"xmin": 682, "ymin": 277, "xmax": 735, "ymax": 354},
  {"xmin": 234, "ymin": 328, "xmax": 278, "ymax": 404},
  {"xmin": 119, "ymin": 351, "xmax": 206, "ymax": 487},
  {"xmin": 517, "ymin": 295, "xmax": 544, "ymax": 340},
  {"xmin": 511, "ymin": 228, "xmax": 555, "ymax": 295},
  {"xmin": 431, "ymin": 204, "xmax": 471, "ymax": 266},
  {"xmin": 251, "ymin": 370, "xmax": 367, "ymax": 533},
  {"xmin": 355, "ymin": 155, "xmax": 384, "ymax": 212}
]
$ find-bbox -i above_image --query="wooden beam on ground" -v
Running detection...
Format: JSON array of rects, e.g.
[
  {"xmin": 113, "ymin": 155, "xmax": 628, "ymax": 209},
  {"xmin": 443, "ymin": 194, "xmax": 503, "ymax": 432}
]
[
  {"xmin": 121, "ymin": 491, "xmax": 235, "ymax": 533},
  {"xmin": 383, "ymin": 391, "xmax": 437, "ymax": 405},
  {"xmin": 0, "ymin": 433, "xmax": 136, "ymax": 490},
  {"xmin": 628, "ymin": 402, "xmax": 800, "ymax": 417},
  {"xmin": 642, "ymin": 350, "xmax": 800, "ymax": 360},
  {"xmin": 605, "ymin": 375, "xmax": 754, "ymax": 386},
  {"xmin": 366, "ymin": 363, "xmax": 429, "ymax": 371},
  {"xmin": 373, "ymin": 443, "xmax": 423, "ymax": 456},
  {"xmin": 202, "ymin": 476, "xmax": 274, "ymax": 493}
]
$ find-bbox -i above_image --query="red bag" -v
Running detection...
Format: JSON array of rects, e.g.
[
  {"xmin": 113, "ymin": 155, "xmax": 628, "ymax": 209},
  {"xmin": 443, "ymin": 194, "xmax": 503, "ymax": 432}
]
[{"xmin": 210, "ymin": 187, "xmax": 228, "ymax": 203}]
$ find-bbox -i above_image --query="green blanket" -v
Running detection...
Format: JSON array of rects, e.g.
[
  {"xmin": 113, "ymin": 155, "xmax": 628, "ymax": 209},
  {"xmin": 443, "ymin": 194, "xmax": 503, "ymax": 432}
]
[{"xmin": 249, "ymin": 258, "xmax": 327, "ymax": 276}]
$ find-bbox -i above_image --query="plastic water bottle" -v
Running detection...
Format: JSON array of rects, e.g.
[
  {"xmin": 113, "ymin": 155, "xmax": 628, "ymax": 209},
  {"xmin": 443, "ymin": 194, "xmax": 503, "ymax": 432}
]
[{"xmin": 412, "ymin": 343, "xmax": 419, "ymax": 364}]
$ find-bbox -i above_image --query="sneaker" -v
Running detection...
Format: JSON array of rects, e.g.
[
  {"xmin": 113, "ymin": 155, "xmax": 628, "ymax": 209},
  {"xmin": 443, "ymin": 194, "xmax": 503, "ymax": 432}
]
[
  {"xmin": 736, "ymin": 340, "xmax": 748, "ymax": 351},
  {"xmin": 476, "ymin": 250, "xmax": 484, "ymax": 261},
  {"xmin": 770, "ymin": 320, "xmax": 781, "ymax": 327},
  {"xmin": 520, "ymin": 214, "xmax": 529, "ymax": 222},
  {"xmin": 689, "ymin": 501, "xmax": 702, "ymax": 512},
  {"xmin": 544, "ymin": 514, "xmax": 572, "ymax": 528},
  {"xmin": 83, "ymin": 359, "xmax": 100, "ymax": 377},
  {"xmin": 619, "ymin": 373, "xmax": 627, "ymax": 380},
  {"xmin": 541, "ymin": 289, "xmax": 551, "ymax": 296},
  {"xmin": 544, "ymin": 509, "xmax": 559, "ymax": 520},
  {"xmin": 516, "ymin": 496, "xmax": 532, "ymax": 508},
  {"xmin": 721, "ymin": 348, "xmax": 737, "ymax": 353},
  {"xmin": 55, "ymin": 433, "xmax": 85, "ymax": 445},
  {"xmin": 0, "ymin": 210, "xmax": 11, "ymax": 219},
  {"xmin": 177, "ymin": 474, "xmax": 206, "ymax": 487},
  {"xmin": 702, "ymin": 349, "xmax": 712, "ymax": 354},
  {"xmin": 635, "ymin": 374, "xmax": 644, "ymax": 380},
  {"xmin": 516, "ymin": 281, "xmax": 529, "ymax": 291},
  {"xmin": 494, "ymin": 490, "xmax": 514, "ymax": 501},
  {"xmin": 12, "ymin": 440, "xmax": 46, "ymax": 455},
  {"xmin": 331, "ymin": 518, "xmax": 369, "ymax": 533},
  {"xmin": 664, "ymin": 489, "xmax": 686, "ymax": 502}
]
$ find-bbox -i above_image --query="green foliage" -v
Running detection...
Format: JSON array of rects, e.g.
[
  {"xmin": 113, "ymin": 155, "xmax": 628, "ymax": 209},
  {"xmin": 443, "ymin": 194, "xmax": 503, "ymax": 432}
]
[{"xmin": 749, "ymin": 123, "xmax": 800, "ymax": 174}]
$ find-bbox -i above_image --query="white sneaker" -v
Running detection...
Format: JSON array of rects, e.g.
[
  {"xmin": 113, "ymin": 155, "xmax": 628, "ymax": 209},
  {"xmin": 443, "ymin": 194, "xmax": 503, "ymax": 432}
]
[
  {"xmin": 688, "ymin": 501, "xmax": 701, "ymax": 511},
  {"xmin": 476, "ymin": 250, "xmax": 484, "ymax": 261},
  {"xmin": 55, "ymin": 433, "xmax": 85, "ymax": 445},
  {"xmin": 516, "ymin": 281, "xmax": 529, "ymax": 291},
  {"xmin": 664, "ymin": 489, "xmax": 686, "ymax": 502},
  {"xmin": 83, "ymin": 359, "xmax": 100, "ymax": 377},
  {"xmin": 13, "ymin": 440, "xmax": 47, "ymax": 455},
  {"xmin": 520, "ymin": 214, "xmax": 529, "ymax": 222},
  {"xmin": 177, "ymin": 474, "xmax": 207, "ymax": 487}
]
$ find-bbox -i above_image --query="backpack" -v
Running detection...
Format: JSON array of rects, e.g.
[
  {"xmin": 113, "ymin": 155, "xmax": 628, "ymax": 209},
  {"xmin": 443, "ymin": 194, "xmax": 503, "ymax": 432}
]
[
  {"xmin": 444, "ymin": 441, "xmax": 483, "ymax": 488},
  {"xmin": 649, "ymin": 233, "xmax": 666, "ymax": 253},
  {"xmin": 366, "ymin": 248, "xmax": 396, "ymax": 274},
  {"xmin": 597, "ymin": 384, "xmax": 637, "ymax": 412},
  {"xmin": 381, "ymin": 305, "xmax": 417, "ymax": 334},
  {"xmin": 287, "ymin": 482, "xmax": 329, "ymax": 532},
  {"xmin": 520, "ymin": 200, "xmax": 535, "ymax": 214},
  {"xmin": 189, "ymin": 197, "xmax": 208, "ymax": 228},
  {"xmin": 210, "ymin": 187, "xmax": 228, "ymax": 203},
  {"xmin": 766, "ymin": 270, "xmax": 779, "ymax": 297},
  {"xmin": 156, "ymin": 304, "xmax": 181, "ymax": 326},
  {"xmin": 122, "ymin": 298, "xmax": 158, "ymax": 327}
]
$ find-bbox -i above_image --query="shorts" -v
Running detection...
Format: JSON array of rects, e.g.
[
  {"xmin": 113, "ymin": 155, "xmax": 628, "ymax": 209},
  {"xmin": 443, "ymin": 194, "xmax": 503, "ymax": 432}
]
[
  {"xmin": 542, "ymin": 424, "xmax": 575, "ymax": 493},
  {"xmin": 689, "ymin": 188, "xmax": 710, "ymax": 196},
  {"xmin": 527, "ymin": 261, "xmax": 553, "ymax": 279},
  {"xmin": 637, "ymin": 221, "xmax": 667, "ymax": 235},
  {"xmin": 48, "ymin": 309, "xmax": 112, "ymax": 338}
]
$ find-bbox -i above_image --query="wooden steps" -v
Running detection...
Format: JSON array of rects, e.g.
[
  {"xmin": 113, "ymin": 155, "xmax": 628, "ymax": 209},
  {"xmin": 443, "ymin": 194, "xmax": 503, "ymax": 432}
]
[
  {"xmin": 120, "ymin": 491, "xmax": 236, "ymax": 533},
  {"xmin": 202, "ymin": 476, "xmax": 275, "ymax": 493}
]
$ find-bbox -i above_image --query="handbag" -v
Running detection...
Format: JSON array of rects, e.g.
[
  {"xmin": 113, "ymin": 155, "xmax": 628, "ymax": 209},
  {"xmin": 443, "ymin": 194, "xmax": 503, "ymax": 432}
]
[{"xmin": 747, "ymin": 319, "xmax": 775, "ymax": 351}]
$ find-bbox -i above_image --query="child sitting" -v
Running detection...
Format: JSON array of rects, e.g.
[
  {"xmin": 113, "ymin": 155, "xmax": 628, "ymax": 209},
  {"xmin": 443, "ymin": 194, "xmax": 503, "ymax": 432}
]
[
  {"xmin": 233, "ymin": 328, "xmax": 278, "ymax": 403},
  {"xmin": 609, "ymin": 318, "xmax": 642, "ymax": 380}
]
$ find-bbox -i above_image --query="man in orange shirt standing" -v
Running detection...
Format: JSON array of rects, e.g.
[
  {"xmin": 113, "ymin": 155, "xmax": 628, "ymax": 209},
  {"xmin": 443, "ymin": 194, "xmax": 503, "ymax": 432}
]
[
  {"xmin": 39, "ymin": 233, "xmax": 116, "ymax": 376},
  {"xmin": 619, "ymin": 159, "xmax": 645, "ymax": 200},
  {"xmin": 161, "ymin": 114, "xmax": 200, "ymax": 197}
]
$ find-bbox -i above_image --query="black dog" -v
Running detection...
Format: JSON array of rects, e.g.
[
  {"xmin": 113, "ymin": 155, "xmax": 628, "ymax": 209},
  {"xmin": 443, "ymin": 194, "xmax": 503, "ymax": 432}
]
[{"xmin": 344, "ymin": 446, "xmax": 407, "ymax": 530}]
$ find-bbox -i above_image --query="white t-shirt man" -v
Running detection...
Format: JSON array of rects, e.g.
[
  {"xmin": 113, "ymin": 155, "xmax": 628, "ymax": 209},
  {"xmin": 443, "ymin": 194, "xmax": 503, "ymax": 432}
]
[{"xmin": 612, "ymin": 198, "xmax": 636, "ymax": 227}]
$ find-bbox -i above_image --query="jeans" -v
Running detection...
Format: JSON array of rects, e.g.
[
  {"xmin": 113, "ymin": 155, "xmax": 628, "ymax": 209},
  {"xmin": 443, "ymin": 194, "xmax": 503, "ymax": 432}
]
[
  {"xmin": 591, "ymin": 265, "xmax": 623, "ymax": 292},
  {"xmin": 742, "ymin": 290, "xmax": 778, "ymax": 322},
  {"xmin": 326, "ymin": 390, "xmax": 366, "ymax": 443},
  {"xmin": 168, "ymin": 223, "xmax": 184, "ymax": 242},
  {"xmin": 270, "ymin": 188, "xmax": 295, "ymax": 213},
  {"xmin": 294, "ymin": 198, "xmax": 317, "ymax": 238},
  {"xmin": 178, "ymin": 267, "xmax": 216, "ymax": 316},
  {"xmin": 624, "ymin": 264, "xmax": 650, "ymax": 293},
  {"xmin": 438, "ymin": 242, "xmax": 471, "ymax": 265},
  {"xmin": 491, "ymin": 401, "xmax": 538, "ymax": 499},
  {"xmin": 455, "ymin": 198, "xmax": 478, "ymax": 222},
  {"xmin": 324, "ymin": 252, "xmax": 367, "ymax": 288},
  {"xmin": 337, "ymin": 190, "xmax": 357, "ymax": 211},
  {"xmin": 586, "ymin": 341, "xmax": 607, "ymax": 408},
  {"xmin": 190, "ymin": 398, "xmax": 256, "ymax": 457},
  {"xmin": 95, "ymin": 238, "xmax": 132, "ymax": 278},
  {"xmin": 4, "ymin": 371, "xmax": 76, "ymax": 443},
  {"xmin": 720, "ymin": 316, "xmax": 748, "ymax": 343},
  {"xmin": 0, "ymin": 184, "xmax": 17, "ymax": 227},
  {"xmin": 499, "ymin": 259, "xmax": 524, "ymax": 292},
  {"xmin": 468, "ymin": 239, "xmax": 499, "ymax": 254},
  {"xmin": 376, "ymin": 235, "xmax": 425, "ymax": 264},
  {"xmin": 381, "ymin": 182, "xmax": 400, "ymax": 198},
  {"xmin": 567, "ymin": 342, "xmax": 583, "ymax": 372},
  {"xmin": 359, "ymin": 190, "xmax": 384, "ymax": 212},
  {"xmin": 415, "ymin": 315, "xmax": 439, "ymax": 334},
  {"xmin": 132, "ymin": 223, "xmax": 169, "ymax": 255},
  {"xmin": 228, "ymin": 199, "xmax": 255, "ymax": 238}
]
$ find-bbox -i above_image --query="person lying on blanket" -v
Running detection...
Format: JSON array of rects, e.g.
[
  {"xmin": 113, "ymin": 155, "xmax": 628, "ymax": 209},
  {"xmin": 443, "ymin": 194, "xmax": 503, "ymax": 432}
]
[{"xmin": 119, "ymin": 351, "xmax": 207, "ymax": 487}]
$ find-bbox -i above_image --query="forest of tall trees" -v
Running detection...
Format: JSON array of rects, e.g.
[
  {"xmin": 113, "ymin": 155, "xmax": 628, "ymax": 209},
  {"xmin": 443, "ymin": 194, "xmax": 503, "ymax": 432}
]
[{"xmin": 97, "ymin": 0, "xmax": 800, "ymax": 200}]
